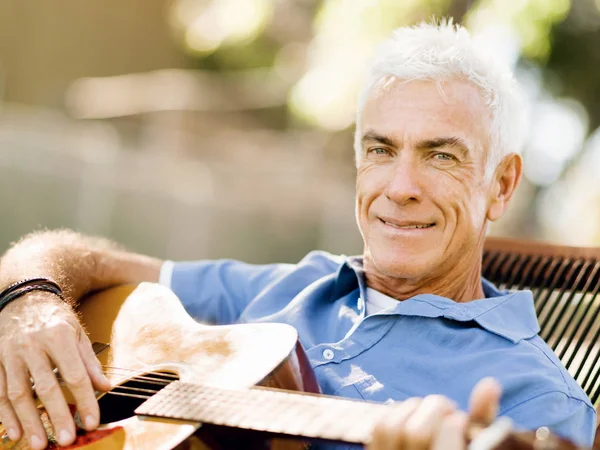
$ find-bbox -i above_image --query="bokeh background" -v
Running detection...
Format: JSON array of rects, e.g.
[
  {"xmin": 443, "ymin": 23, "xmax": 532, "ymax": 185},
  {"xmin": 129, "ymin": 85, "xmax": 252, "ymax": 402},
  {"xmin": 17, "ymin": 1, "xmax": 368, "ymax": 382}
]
[{"xmin": 1, "ymin": 0, "xmax": 599, "ymax": 263}]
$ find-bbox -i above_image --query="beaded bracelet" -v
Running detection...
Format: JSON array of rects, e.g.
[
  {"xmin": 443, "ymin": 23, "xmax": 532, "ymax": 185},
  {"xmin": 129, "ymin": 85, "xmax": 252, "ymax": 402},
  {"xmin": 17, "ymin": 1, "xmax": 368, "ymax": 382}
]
[{"xmin": 0, "ymin": 278, "xmax": 65, "ymax": 314}]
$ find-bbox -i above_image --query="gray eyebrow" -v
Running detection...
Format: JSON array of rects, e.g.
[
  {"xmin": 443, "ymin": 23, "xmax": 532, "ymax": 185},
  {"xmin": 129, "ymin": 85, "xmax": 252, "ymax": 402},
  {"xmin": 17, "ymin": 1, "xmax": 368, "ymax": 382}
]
[
  {"xmin": 416, "ymin": 137, "xmax": 471, "ymax": 157},
  {"xmin": 361, "ymin": 131, "xmax": 397, "ymax": 148},
  {"xmin": 417, "ymin": 136, "xmax": 469, "ymax": 151}
]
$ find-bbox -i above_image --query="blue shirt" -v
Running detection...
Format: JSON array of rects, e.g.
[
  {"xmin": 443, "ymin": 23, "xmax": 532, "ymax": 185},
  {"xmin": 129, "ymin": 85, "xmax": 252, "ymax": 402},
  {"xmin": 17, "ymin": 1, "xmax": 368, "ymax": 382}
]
[{"xmin": 162, "ymin": 251, "xmax": 596, "ymax": 447}]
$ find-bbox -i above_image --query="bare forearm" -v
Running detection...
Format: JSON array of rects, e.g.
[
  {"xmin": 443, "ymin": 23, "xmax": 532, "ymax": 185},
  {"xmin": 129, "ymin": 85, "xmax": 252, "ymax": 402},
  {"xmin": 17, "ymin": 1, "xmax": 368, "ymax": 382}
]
[{"xmin": 0, "ymin": 229, "xmax": 163, "ymax": 304}]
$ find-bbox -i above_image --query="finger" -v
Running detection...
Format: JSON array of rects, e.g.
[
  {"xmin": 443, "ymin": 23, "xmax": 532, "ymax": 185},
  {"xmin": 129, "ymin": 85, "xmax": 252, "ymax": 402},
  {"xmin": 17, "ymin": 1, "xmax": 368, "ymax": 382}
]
[
  {"xmin": 46, "ymin": 331, "xmax": 99, "ymax": 432},
  {"xmin": 4, "ymin": 356, "xmax": 48, "ymax": 450},
  {"xmin": 77, "ymin": 332, "xmax": 110, "ymax": 393},
  {"xmin": 24, "ymin": 349, "xmax": 76, "ymax": 446},
  {"xmin": 403, "ymin": 395, "xmax": 457, "ymax": 450},
  {"xmin": 468, "ymin": 378, "xmax": 502, "ymax": 426},
  {"xmin": 0, "ymin": 363, "xmax": 22, "ymax": 441},
  {"xmin": 468, "ymin": 416, "xmax": 514, "ymax": 450},
  {"xmin": 432, "ymin": 411, "xmax": 468, "ymax": 450},
  {"xmin": 368, "ymin": 397, "xmax": 421, "ymax": 450}
]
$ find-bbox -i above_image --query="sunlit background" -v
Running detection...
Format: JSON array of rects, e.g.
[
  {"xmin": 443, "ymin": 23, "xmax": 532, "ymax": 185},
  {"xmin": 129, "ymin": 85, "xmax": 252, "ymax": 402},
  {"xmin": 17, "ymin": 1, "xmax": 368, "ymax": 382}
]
[{"xmin": 1, "ymin": 0, "xmax": 599, "ymax": 263}]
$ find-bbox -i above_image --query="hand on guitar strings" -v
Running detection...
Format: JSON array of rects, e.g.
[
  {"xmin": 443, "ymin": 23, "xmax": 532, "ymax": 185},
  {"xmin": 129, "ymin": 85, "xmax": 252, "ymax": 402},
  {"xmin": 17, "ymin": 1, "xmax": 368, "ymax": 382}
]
[
  {"xmin": 367, "ymin": 377, "xmax": 503, "ymax": 450},
  {"xmin": 0, "ymin": 291, "xmax": 111, "ymax": 450}
]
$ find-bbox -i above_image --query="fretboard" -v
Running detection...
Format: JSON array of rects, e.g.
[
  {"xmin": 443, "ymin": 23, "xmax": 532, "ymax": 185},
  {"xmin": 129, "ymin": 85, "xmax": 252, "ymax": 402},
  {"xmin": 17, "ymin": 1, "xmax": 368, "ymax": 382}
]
[{"xmin": 135, "ymin": 381, "xmax": 389, "ymax": 444}]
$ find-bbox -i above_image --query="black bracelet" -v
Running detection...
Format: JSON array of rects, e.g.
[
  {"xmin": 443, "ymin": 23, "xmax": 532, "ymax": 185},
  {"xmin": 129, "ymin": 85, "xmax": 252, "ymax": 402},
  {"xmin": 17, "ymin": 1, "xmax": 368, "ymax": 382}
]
[
  {"xmin": 0, "ymin": 279, "xmax": 65, "ymax": 314},
  {"xmin": 1, "ymin": 277, "xmax": 62, "ymax": 297}
]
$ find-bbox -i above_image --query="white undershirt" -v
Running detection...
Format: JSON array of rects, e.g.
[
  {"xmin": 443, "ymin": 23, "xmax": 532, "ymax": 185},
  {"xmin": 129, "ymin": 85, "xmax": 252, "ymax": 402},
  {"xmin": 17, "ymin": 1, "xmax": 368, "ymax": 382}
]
[
  {"xmin": 365, "ymin": 287, "xmax": 400, "ymax": 315},
  {"xmin": 159, "ymin": 260, "xmax": 174, "ymax": 288}
]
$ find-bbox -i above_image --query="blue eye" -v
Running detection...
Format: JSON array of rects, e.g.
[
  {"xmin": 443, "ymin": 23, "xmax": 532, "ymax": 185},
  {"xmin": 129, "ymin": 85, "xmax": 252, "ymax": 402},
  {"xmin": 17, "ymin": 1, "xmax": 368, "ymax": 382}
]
[
  {"xmin": 433, "ymin": 153, "xmax": 454, "ymax": 161},
  {"xmin": 369, "ymin": 147, "xmax": 390, "ymax": 155}
]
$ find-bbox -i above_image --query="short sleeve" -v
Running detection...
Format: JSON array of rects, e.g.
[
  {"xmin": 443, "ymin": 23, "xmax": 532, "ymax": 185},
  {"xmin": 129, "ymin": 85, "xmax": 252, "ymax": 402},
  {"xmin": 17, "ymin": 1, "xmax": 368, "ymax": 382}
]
[
  {"xmin": 502, "ymin": 390, "xmax": 596, "ymax": 447},
  {"xmin": 164, "ymin": 259, "xmax": 295, "ymax": 325}
]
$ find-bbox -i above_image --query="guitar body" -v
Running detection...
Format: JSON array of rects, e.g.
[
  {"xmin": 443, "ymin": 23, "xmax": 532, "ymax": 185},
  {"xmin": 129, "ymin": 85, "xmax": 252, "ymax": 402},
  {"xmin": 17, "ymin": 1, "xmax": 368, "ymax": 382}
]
[{"xmin": 0, "ymin": 283, "xmax": 320, "ymax": 450}]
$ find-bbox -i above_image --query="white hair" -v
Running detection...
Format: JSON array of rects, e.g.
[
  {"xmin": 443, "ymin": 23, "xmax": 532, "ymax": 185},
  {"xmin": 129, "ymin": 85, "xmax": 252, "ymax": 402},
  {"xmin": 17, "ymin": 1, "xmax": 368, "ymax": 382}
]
[{"xmin": 355, "ymin": 20, "xmax": 526, "ymax": 177}]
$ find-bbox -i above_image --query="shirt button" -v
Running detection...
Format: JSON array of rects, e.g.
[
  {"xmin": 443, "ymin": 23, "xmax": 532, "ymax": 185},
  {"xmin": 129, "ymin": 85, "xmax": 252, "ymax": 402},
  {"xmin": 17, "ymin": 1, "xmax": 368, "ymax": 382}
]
[
  {"xmin": 323, "ymin": 349, "xmax": 335, "ymax": 360},
  {"xmin": 455, "ymin": 306, "xmax": 467, "ymax": 317},
  {"xmin": 357, "ymin": 297, "xmax": 364, "ymax": 310}
]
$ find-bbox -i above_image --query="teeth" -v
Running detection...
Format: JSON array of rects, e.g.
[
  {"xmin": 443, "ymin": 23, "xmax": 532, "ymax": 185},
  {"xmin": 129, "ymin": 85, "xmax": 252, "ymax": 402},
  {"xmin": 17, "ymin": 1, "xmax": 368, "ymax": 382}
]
[
  {"xmin": 404, "ymin": 224, "xmax": 431, "ymax": 229},
  {"xmin": 385, "ymin": 222, "xmax": 433, "ymax": 229}
]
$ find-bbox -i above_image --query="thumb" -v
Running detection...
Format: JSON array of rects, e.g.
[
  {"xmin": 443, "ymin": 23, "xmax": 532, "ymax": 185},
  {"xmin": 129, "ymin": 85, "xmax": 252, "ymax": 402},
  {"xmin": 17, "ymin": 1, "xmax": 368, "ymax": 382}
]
[{"xmin": 468, "ymin": 377, "xmax": 502, "ymax": 426}]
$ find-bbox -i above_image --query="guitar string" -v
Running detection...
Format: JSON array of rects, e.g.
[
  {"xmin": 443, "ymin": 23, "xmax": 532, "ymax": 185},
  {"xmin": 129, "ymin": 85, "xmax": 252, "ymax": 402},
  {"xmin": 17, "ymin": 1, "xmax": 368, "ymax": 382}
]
[
  {"xmin": 101, "ymin": 365, "xmax": 179, "ymax": 378},
  {"xmin": 65, "ymin": 368, "xmax": 525, "ymax": 445},
  {"xmin": 50, "ymin": 378, "xmax": 159, "ymax": 399},
  {"xmin": 77, "ymin": 366, "xmax": 246, "ymax": 403},
  {"xmin": 90, "ymin": 386, "xmax": 527, "ymax": 446},
  {"xmin": 55, "ymin": 364, "xmax": 303, "ymax": 408},
  {"xmin": 84, "ymin": 358, "xmax": 526, "ymax": 445},
  {"xmin": 109, "ymin": 384, "xmax": 163, "ymax": 394},
  {"xmin": 55, "ymin": 369, "xmax": 173, "ymax": 397},
  {"xmin": 94, "ymin": 365, "xmax": 183, "ymax": 398},
  {"xmin": 54, "ymin": 380, "xmax": 163, "ymax": 398},
  {"xmin": 99, "ymin": 372, "xmax": 173, "ymax": 385},
  {"xmin": 57, "ymin": 371, "xmax": 172, "ymax": 387},
  {"xmin": 105, "ymin": 391, "xmax": 152, "ymax": 400},
  {"xmin": 59, "ymin": 369, "xmax": 383, "ymax": 426}
]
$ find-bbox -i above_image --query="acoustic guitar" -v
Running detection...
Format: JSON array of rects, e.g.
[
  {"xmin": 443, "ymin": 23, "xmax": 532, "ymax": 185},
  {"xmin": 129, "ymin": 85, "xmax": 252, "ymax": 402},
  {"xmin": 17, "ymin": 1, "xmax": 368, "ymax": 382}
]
[{"xmin": 0, "ymin": 283, "xmax": 589, "ymax": 449}]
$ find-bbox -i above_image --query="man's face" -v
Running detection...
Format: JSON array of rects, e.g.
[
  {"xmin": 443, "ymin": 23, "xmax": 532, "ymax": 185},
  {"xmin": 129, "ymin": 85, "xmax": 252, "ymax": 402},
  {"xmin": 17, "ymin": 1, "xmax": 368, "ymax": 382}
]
[{"xmin": 356, "ymin": 78, "xmax": 495, "ymax": 282}]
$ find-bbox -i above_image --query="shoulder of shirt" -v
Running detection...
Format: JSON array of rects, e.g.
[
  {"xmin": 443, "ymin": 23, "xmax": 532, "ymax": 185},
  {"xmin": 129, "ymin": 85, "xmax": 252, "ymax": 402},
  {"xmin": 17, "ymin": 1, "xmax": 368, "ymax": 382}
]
[
  {"xmin": 499, "ymin": 388, "xmax": 596, "ymax": 420},
  {"xmin": 253, "ymin": 250, "xmax": 348, "ymax": 284},
  {"xmin": 297, "ymin": 250, "xmax": 347, "ymax": 268},
  {"xmin": 518, "ymin": 335, "xmax": 594, "ymax": 408}
]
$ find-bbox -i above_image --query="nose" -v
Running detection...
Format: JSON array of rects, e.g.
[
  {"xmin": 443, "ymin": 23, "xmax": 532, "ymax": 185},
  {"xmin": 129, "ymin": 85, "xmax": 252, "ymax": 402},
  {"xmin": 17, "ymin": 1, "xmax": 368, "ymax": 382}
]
[{"xmin": 385, "ymin": 155, "xmax": 423, "ymax": 205}]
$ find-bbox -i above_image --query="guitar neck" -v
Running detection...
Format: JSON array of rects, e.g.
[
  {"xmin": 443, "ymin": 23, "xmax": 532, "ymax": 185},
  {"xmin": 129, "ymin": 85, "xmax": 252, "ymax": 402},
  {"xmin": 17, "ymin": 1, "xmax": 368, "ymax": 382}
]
[
  {"xmin": 135, "ymin": 382, "xmax": 592, "ymax": 450},
  {"xmin": 135, "ymin": 381, "xmax": 389, "ymax": 445}
]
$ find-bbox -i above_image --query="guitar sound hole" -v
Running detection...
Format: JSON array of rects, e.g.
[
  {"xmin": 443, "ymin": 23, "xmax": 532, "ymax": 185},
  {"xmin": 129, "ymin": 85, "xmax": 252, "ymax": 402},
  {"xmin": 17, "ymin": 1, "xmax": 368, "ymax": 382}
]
[{"xmin": 98, "ymin": 371, "xmax": 179, "ymax": 424}]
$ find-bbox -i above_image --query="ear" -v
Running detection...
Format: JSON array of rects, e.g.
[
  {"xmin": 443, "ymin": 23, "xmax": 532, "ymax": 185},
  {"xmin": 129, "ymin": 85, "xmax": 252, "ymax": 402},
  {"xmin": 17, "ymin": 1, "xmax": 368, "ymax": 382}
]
[{"xmin": 486, "ymin": 153, "xmax": 522, "ymax": 222}]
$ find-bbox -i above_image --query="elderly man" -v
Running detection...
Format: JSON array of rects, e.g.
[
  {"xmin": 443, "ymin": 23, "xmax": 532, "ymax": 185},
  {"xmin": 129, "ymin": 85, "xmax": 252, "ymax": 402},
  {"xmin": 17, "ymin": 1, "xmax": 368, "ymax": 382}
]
[{"xmin": 0, "ymin": 22, "xmax": 596, "ymax": 450}]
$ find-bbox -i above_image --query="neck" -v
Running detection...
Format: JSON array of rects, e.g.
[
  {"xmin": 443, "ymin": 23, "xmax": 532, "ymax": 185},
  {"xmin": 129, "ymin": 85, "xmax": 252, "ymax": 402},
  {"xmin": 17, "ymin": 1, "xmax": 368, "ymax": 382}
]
[{"xmin": 363, "ymin": 246, "xmax": 485, "ymax": 303}]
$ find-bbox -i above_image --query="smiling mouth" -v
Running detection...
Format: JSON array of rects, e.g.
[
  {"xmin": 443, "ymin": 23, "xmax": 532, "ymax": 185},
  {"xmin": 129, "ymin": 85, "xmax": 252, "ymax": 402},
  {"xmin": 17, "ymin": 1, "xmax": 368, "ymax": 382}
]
[{"xmin": 379, "ymin": 219, "xmax": 436, "ymax": 229}]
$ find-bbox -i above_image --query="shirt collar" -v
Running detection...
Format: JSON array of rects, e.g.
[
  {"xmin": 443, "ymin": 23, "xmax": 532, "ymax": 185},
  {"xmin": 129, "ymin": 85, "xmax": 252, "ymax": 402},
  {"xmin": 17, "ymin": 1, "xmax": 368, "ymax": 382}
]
[{"xmin": 343, "ymin": 256, "xmax": 540, "ymax": 344}]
